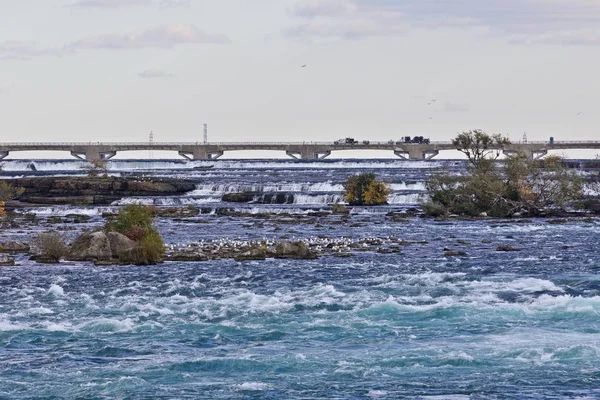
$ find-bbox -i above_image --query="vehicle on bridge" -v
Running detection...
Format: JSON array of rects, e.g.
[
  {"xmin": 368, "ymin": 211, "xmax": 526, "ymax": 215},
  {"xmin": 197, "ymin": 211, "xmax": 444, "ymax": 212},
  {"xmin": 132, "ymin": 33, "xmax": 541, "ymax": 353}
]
[
  {"xmin": 403, "ymin": 136, "xmax": 430, "ymax": 144},
  {"xmin": 334, "ymin": 138, "xmax": 357, "ymax": 145}
]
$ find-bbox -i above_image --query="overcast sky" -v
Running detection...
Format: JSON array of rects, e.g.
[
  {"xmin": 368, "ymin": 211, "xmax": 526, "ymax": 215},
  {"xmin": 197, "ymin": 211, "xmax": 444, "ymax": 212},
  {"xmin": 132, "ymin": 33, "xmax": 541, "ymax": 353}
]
[{"xmin": 1, "ymin": 0, "xmax": 599, "ymax": 156}]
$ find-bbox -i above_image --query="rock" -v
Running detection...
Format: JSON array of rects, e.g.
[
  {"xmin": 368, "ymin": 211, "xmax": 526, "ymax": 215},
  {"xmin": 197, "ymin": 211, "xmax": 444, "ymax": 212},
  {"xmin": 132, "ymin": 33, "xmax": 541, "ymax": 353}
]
[
  {"xmin": 65, "ymin": 214, "xmax": 92, "ymax": 223},
  {"xmin": 0, "ymin": 254, "xmax": 15, "ymax": 266},
  {"xmin": 0, "ymin": 241, "xmax": 30, "ymax": 253},
  {"xmin": 167, "ymin": 249, "xmax": 209, "ymax": 262},
  {"xmin": 496, "ymin": 245, "xmax": 520, "ymax": 252},
  {"xmin": 331, "ymin": 204, "xmax": 350, "ymax": 215},
  {"xmin": 5, "ymin": 177, "xmax": 195, "ymax": 205},
  {"xmin": 479, "ymin": 212, "xmax": 488, "ymax": 217},
  {"xmin": 547, "ymin": 219, "xmax": 568, "ymax": 225},
  {"xmin": 444, "ymin": 250, "xmax": 468, "ymax": 257},
  {"xmin": 222, "ymin": 192, "xmax": 255, "ymax": 203},
  {"xmin": 67, "ymin": 231, "xmax": 112, "ymax": 261},
  {"xmin": 274, "ymin": 241, "xmax": 317, "ymax": 260},
  {"xmin": 107, "ymin": 232, "xmax": 136, "ymax": 257},
  {"xmin": 234, "ymin": 247, "xmax": 267, "ymax": 261}
]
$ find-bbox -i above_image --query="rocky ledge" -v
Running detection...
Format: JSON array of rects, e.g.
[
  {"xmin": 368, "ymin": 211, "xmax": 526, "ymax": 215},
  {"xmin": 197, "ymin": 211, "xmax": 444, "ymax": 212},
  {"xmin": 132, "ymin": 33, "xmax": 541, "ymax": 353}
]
[{"xmin": 4, "ymin": 177, "xmax": 196, "ymax": 205}]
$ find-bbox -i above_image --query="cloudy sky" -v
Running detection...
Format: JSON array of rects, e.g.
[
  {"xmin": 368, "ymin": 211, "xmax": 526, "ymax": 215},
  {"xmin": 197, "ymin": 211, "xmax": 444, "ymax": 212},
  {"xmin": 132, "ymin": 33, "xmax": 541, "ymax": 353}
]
[{"xmin": 0, "ymin": 0, "xmax": 599, "ymax": 158}]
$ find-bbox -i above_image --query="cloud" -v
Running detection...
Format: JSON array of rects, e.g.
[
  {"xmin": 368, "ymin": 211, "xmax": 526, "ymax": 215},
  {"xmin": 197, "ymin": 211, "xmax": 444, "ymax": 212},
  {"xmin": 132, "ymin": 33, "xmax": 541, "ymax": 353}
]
[
  {"xmin": 67, "ymin": 24, "xmax": 231, "ymax": 50},
  {"xmin": 138, "ymin": 69, "xmax": 175, "ymax": 78},
  {"xmin": 286, "ymin": 1, "xmax": 405, "ymax": 39},
  {"xmin": 286, "ymin": 0, "xmax": 600, "ymax": 44},
  {"xmin": 69, "ymin": 0, "xmax": 153, "ymax": 8},
  {"xmin": 159, "ymin": 0, "xmax": 190, "ymax": 8},
  {"xmin": 68, "ymin": 0, "xmax": 190, "ymax": 8},
  {"xmin": 0, "ymin": 41, "xmax": 62, "ymax": 60}
]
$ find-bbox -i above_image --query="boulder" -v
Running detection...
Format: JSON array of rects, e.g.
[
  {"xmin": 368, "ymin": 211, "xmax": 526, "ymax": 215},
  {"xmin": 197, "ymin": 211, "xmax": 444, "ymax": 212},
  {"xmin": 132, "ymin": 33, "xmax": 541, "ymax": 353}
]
[
  {"xmin": 331, "ymin": 204, "xmax": 350, "ymax": 215},
  {"xmin": 167, "ymin": 249, "xmax": 209, "ymax": 262},
  {"xmin": 496, "ymin": 245, "xmax": 520, "ymax": 252},
  {"xmin": 274, "ymin": 241, "xmax": 317, "ymax": 260},
  {"xmin": 222, "ymin": 192, "xmax": 255, "ymax": 203},
  {"xmin": 0, "ymin": 254, "xmax": 15, "ymax": 266},
  {"xmin": 68, "ymin": 231, "xmax": 112, "ymax": 261},
  {"xmin": 234, "ymin": 247, "xmax": 267, "ymax": 261},
  {"xmin": 107, "ymin": 232, "xmax": 137, "ymax": 257},
  {"xmin": 0, "ymin": 241, "xmax": 30, "ymax": 253}
]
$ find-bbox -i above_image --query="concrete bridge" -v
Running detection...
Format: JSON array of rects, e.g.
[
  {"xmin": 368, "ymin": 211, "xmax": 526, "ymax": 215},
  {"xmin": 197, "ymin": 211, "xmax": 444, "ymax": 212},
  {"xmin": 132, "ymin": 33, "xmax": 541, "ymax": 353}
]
[{"xmin": 0, "ymin": 141, "xmax": 599, "ymax": 161}]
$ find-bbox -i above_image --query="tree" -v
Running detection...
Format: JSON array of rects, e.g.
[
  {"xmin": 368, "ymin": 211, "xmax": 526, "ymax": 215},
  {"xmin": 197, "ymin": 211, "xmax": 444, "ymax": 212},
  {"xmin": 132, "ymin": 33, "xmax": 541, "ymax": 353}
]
[
  {"xmin": 452, "ymin": 129, "xmax": 510, "ymax": 167},
  {"xmin": 343, "ymin": 173, "xmax": 392, "ymax": 206},
  {"xmin": 423, "ymin": 152, "xmax": 584, "ymax": 217},
  {"xmin": 81, "ymin": 159, "xmax": 108, "ymax": 177}
]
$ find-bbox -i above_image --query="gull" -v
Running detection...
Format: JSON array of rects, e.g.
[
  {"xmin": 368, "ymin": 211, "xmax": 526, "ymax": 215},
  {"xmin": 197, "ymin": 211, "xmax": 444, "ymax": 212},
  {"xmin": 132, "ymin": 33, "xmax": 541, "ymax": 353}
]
[
  {"xmin": 576, "ymin": 112, "xmax": 582, "ymax": 116},
  {"xmin": 301, "ymin": 65, "xmax": 307, "ymax": 68}
]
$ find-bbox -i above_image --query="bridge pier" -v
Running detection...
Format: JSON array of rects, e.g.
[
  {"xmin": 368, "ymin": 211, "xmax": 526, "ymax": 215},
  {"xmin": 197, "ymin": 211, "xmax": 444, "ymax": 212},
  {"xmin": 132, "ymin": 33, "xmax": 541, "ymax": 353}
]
[
  {"xmin": 286, "ymin": 147, "xmax": 331, "ymax": 160},
  {"xmin": 179, "ymin": 149, "xmax": 224, "ymax": 161},
  {"xmin": 71, "ymin": 149, "xmax": 115, "ymax": 161},
  {"xmin": 503, "ymin": 149, "xmax": 547, "ymax": 160},
  {"xmin": 394, "ymin": 147, "xmax": 435, "ymax": 160},
  {"xmin": 0, "ymin": 151, "xmax": 8, "ymax": 160}
]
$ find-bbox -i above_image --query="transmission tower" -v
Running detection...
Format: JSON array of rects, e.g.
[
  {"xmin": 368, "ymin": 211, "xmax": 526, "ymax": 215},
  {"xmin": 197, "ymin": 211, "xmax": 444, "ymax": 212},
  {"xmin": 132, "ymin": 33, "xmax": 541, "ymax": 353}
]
[
  {"xmin": 203, "ymin": 123, "xmax": 208, "ymax": 144},
  {"xmin": 149, "ymin": 131, "xmax": 154, "ymax": 159},
  {"xmin": 522, "ymin": 132, "xmax": 528, "ymax": 144}
]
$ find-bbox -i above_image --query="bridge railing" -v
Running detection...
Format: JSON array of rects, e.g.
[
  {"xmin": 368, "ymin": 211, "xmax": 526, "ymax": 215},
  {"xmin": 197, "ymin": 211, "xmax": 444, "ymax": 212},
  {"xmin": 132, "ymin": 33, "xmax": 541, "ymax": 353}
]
[{"xmin": 1, "ymin": 141, "xmax": 599, "ymax": 146}]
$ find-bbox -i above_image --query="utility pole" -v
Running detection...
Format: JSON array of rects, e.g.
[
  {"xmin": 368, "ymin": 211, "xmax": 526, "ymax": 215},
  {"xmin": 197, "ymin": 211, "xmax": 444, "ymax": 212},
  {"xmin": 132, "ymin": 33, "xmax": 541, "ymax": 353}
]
[
  {"xmin": 149, "ymin": 131, "xmax": 154, "ymax": 159},
  {"xmin": 203, "ymin": 123, "xmax": 208, "ymax": 144}
]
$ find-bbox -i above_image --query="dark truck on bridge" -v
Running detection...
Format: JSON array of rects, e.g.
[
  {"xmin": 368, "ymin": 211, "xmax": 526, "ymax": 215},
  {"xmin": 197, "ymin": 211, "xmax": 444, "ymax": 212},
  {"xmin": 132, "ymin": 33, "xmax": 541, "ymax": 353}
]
[{"xmin": 403, "ymin": 136, "xmax": 430, "ymax": 144}]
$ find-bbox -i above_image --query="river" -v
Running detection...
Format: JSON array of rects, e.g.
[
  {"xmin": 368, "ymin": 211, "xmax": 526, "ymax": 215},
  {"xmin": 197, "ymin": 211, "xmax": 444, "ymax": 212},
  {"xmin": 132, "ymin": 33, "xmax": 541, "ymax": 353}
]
[{"xmin": 1, "ymin": 159, "xmax": 599, "ymax": 399}]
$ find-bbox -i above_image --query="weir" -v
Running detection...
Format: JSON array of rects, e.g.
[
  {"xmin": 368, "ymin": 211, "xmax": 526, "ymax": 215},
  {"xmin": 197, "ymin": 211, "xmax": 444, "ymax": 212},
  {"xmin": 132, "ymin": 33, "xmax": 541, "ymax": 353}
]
[{"xmin": 0, "ymin": 140, "xmax": 598, "ymax": 161}]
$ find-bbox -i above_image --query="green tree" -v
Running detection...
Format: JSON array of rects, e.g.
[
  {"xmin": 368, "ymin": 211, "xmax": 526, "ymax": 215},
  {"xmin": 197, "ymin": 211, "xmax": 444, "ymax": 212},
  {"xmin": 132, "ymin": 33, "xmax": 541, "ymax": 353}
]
[
  {"xmin": 452, "ymin": 129, "xmax": 510, "ymax": 167},
  {"xmin": 423, "ymin": 149, "xmax": 584, "ymax": 218},
  {"xmin": 343, "ymin": 173, "xmax": 391, "ymax": 206}
]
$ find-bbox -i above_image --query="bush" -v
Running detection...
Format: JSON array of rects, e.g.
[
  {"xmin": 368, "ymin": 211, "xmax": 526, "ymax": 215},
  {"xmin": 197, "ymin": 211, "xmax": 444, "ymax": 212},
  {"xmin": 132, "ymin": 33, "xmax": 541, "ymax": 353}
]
[
  {"xmin": 32, "ymin": 232, "xmax": 67, "ymax": 262},
  {"xmin": 343, "ymin": 173, "xmax": 392, "ymax": 206},
  {"xmin": 119, "ymin": 228, "xmax": 165, "ymax": 265},
  {"xmin": 106, "ymin": 204, "xmax": 164, "ymax": 264},
  {"xmin": 107, "ymin": 204, "xmax": 155, "ymax": 239}
]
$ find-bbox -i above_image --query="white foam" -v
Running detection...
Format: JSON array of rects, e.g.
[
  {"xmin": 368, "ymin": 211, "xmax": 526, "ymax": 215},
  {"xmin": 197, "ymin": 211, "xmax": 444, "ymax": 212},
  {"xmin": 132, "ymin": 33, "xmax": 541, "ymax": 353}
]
[
  {"xmin": 80, "ymin": 317, "xmax": 135, "ymax": 332},
  {"xmin": 236, "ymin": 382, "xmax": 270, "ymax": 391},
  {"xmin": 48, "ymin": 284, "xmax": 65, "ymax": 297}
]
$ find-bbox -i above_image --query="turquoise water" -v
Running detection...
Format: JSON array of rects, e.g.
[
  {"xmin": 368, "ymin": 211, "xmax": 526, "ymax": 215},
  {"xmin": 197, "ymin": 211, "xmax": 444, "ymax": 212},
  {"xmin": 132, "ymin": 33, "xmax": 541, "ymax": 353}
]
[
  {"xmin": 2, "ymin": 218, "xmax": 600, "ymax": 399},
  {"xmin": 1, "ymin": 159, "xmax": 599, "ymax": 398}
]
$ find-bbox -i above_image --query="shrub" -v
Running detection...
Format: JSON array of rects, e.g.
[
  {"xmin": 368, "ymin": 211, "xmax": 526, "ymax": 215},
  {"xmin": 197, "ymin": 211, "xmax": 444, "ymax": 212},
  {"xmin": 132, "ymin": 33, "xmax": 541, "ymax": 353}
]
[
  {"xmin": 32, "ymin": 232, "xmax": 67, "ymax": 262},
  {"xmin": 119, "ymin": 228, "xmax": 165, "ymax": 265},
  {"xmin": 106, "ymin": 204, "xmax": 164, "ymax": 264},
  {"xmin": 343, "ymin": 173, "xmax": 391, "ymax": 206},
  {"xmin": 107, "ymin": 204, "xmax": 155, "ymax": 239}
]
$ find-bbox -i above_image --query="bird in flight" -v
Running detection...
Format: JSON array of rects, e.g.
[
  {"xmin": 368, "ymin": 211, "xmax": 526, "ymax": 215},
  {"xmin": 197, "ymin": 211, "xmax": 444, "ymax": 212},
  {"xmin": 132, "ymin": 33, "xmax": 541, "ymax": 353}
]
[
  {"xmin": 301, "ymin": 65, "xmax": 307, "ymax": 68},
  {"xmin": 576, "ymin": 112, "xmax": 582, "ymax": 116}
]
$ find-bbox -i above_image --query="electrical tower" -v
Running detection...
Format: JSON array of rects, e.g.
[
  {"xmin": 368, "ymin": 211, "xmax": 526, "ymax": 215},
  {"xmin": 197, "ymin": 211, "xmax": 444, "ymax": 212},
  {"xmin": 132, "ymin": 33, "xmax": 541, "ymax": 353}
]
[
  {"xmin": 204, "ymin": 123, "xmax": 208, "ymax": 144},
  {"xmin": 522, "ymin": 132, "xmax": 528, "ymax": 144},
  {"xmin": 149, "ymin": 131, "xmax": 154, "ymax": 159}
]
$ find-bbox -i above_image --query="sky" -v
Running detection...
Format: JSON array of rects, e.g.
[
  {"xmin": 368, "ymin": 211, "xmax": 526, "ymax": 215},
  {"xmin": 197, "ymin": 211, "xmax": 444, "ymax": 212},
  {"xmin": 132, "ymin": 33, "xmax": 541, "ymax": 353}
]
[{"xmin": 0, "ymin": 0, "xmax": 599, "ymax": 159}]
